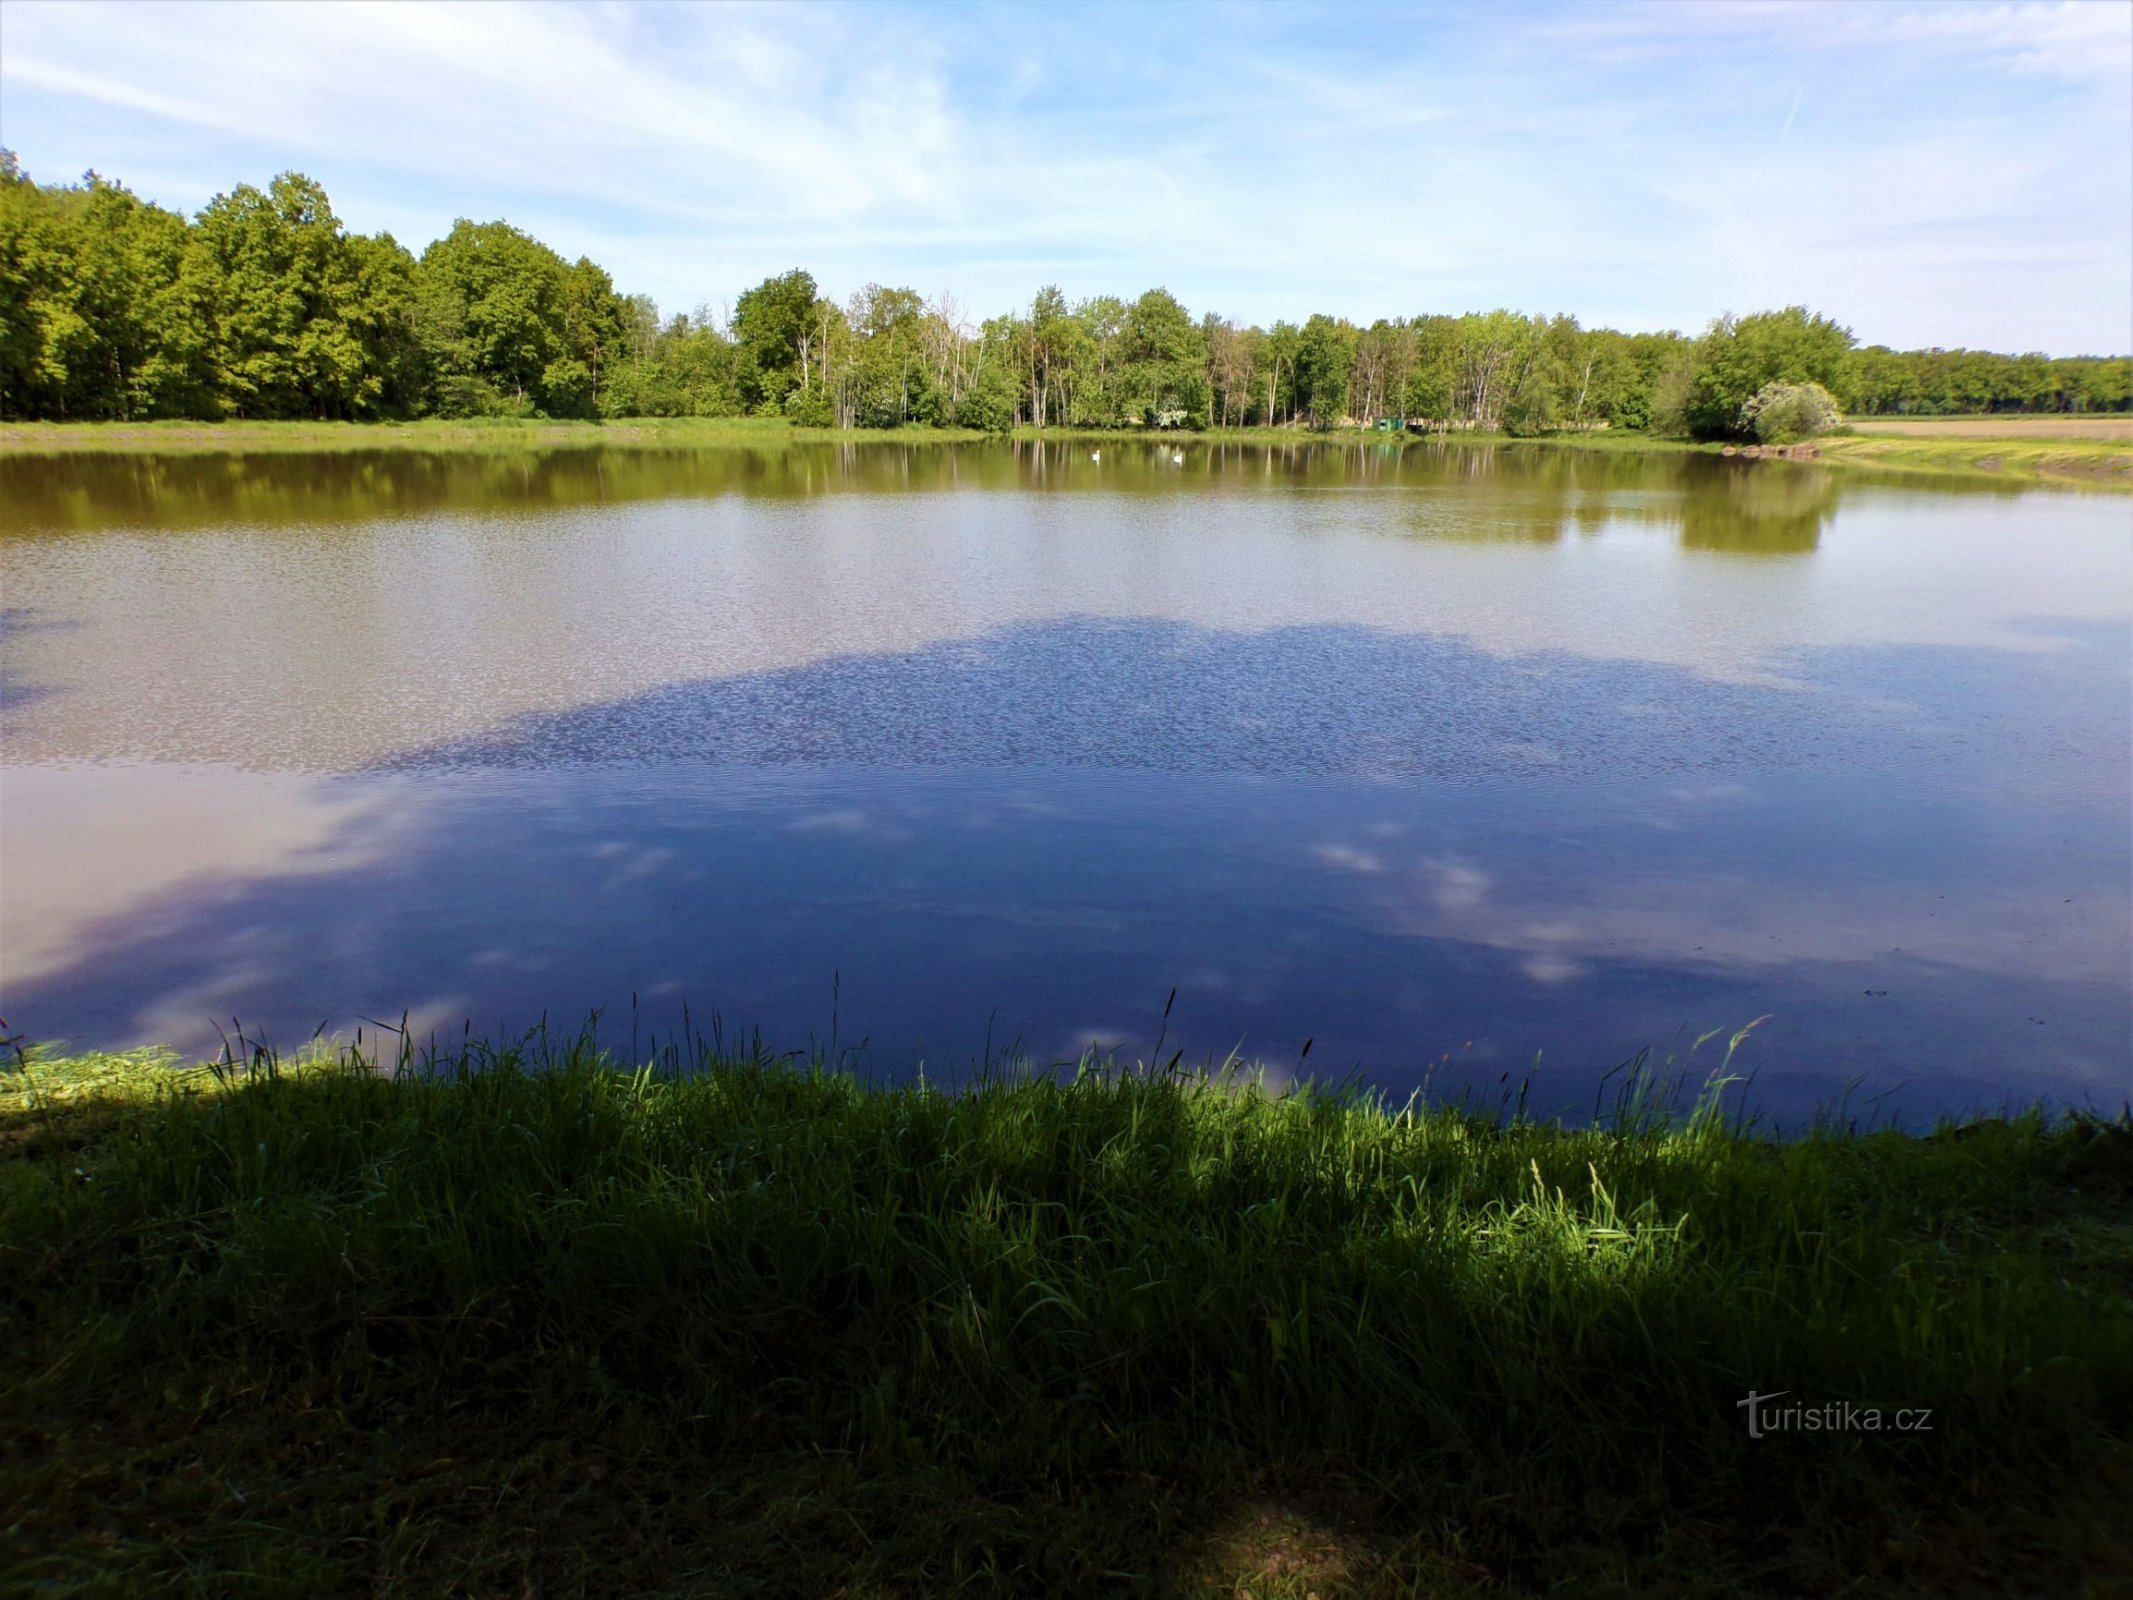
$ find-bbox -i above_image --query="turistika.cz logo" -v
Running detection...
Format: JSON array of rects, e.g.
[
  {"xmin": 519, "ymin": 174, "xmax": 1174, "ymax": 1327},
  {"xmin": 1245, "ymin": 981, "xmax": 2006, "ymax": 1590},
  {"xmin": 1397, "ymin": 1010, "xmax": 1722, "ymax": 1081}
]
[{"xmin": 1737, "ymin": 1390, "xmax": 1935, "ymax": 1439}]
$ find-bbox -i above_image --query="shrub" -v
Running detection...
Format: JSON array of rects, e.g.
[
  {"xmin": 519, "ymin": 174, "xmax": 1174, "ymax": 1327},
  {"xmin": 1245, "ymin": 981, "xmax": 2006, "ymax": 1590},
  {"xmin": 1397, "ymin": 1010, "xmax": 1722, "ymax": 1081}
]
[
  {"xmin": 954, "ymin": 365, "xmax": 1018, "ymax": 432},
  {"xmin": 782, "ymin": 383, "xmax": 834, "ymax": 428},
  {"xmin": 430, "ymin": 372, "xmax": 536, "ymax": 420},
  {"xmin": 1740, "ymin": 379, "xmax": 1841, "ymax": 443}
]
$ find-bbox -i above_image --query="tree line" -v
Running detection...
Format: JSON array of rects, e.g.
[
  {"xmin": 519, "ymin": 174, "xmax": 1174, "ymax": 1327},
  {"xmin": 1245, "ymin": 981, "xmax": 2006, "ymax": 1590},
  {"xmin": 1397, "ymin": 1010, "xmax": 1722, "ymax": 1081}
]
[{"xmin": 5, "ymin": 159, "xmax": 2128, "ymax": 435}]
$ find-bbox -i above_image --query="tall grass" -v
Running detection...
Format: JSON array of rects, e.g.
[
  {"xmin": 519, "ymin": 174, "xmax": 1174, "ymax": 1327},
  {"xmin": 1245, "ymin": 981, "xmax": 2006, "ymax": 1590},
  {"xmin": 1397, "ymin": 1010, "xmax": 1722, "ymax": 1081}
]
[{"xmin": 3, "ymin": 1029, "xmax": 2127, "ymax": 1596}]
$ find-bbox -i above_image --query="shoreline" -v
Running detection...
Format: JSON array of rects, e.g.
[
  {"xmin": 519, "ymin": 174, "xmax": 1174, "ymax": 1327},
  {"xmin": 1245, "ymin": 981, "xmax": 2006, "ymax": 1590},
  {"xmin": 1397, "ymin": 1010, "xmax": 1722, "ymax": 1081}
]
[{"xmin": 3, "ymin": 415, "xmax": 2126, "ymax": 488}]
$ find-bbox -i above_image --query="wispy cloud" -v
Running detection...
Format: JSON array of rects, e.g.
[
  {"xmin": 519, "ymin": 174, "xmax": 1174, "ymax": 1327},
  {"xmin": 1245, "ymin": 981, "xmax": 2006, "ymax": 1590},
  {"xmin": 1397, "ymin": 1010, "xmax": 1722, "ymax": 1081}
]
[{"xmin": 0, "ymin": 0, "xmax": 2124, "ymax": 352}]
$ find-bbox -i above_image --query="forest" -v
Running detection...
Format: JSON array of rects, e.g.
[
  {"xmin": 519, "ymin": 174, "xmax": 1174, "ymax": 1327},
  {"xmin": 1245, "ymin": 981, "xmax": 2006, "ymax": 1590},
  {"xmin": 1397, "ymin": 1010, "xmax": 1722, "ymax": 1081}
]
[{"xmin": 5, "ymin": 158, "xmax": 2129, "ymax": 436}]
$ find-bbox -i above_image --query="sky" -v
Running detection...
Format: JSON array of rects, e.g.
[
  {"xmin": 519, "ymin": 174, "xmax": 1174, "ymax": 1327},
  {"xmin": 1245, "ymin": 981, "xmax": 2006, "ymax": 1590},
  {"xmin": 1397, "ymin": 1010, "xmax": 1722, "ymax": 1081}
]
[{"xmin": 1, "ymin": 0, "xmax": 2128, "ymax": 355}]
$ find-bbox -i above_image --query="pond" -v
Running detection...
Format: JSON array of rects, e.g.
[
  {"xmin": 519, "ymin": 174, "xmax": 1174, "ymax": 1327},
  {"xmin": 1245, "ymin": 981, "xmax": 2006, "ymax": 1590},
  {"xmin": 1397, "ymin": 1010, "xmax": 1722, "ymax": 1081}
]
[{"xmin": 2, "ymin": 440, "xmax": 2126, "ymax": 1122}]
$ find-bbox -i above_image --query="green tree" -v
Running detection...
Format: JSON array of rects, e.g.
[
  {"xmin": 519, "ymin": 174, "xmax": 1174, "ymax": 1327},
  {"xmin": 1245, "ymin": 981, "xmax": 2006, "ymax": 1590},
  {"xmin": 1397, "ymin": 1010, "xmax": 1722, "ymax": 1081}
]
[
  {"xmin": 1295, "ymin": 314, "xmax": 1356, "ymax": 429},
  {"xmin": 1068, "ymin": 295, "xmax": 1129, "ymax": 425},
  {"xmin": 845, "ymin": 282, "xmax": 927, "ymax": 427},
  {"xmin": 732, "ymin": 269, "xmax": 817, "ymax": 413},
  {"xmin": 415, "ymin": 219, "xmax": 583, "ymax": 415},
  {"xmin": 4, "ymin": 154, "xmax": 2124, "ymax": 429},
  {"xmin": 1348, "ymin": 319, "xmax": 1414, "ymax": 425},
  {"xmin": 559, "ymin": 257, "xmax": 629, "ymax": 416},
  {"xmin": 959, "ymin": 314, "xmax": 1021, "ymax": 431},
  {"xmin": 0, "ymin": 157, "xmax": 208, "ymax": 419},
  {"xmin": 1205, "ymin": 314, "xmax": 1257, "ymax": 428},
  {"xmin": 1022, "ymin": 285, "xmax": 1070, "ymax": 427},
  {"xmin": 1401, "ymin": 316, "xmax": 1458, "ymax": 426},
  {"xmin": 1680, "ymin": 306, "xmax": 1856, "ymax": 440},
  {"xmin": 0, "ymin": 152, "xmax": 80, "ymax": 417},
  {"xmin": 1500, "ymin": 314, "xmax": 1579, "ymax": 436},
  {"xmin": 1121, "ymin": 288, "xmax": 1208, "ymax": 426},
  {"xmin": 181, "ymin": 173, "xmax": 418, "ymax": 419}
]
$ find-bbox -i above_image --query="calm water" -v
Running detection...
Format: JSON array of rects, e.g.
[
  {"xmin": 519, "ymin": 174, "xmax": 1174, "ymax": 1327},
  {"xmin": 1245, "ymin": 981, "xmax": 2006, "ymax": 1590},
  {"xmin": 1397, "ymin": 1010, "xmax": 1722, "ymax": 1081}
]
[{"xmin": 3, "ymin": 441, "xmax": 2127, "ymax": 1121}]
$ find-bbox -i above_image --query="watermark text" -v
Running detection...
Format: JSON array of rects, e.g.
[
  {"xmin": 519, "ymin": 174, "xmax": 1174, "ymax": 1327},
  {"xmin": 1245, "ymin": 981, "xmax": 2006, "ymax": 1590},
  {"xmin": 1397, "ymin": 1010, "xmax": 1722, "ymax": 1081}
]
[{"xmin": 1737, "ymin": 1390, "xmax": 1933, "ymax": 1439}]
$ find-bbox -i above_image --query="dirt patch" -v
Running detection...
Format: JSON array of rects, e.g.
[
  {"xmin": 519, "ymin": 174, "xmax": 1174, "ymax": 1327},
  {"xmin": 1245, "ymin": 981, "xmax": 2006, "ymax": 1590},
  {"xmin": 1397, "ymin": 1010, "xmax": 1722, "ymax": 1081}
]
[{"xmin": 1201, "ymin": 1497, "xmax": 1370, "ymax": 1596}]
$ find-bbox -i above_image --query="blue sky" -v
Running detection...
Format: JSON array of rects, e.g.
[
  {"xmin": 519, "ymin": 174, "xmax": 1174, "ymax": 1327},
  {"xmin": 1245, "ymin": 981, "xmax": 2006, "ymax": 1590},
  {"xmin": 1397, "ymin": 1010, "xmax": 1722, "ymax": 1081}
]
[{"xmin": 2, "ymin": 0, "xmax": 2127, "ymax": 354}]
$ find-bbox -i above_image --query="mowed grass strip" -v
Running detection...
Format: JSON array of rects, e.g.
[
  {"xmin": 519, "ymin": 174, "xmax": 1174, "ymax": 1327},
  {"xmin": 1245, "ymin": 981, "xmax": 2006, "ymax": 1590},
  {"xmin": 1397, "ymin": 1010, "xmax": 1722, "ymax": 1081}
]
[
  {"xmin": 1814, "ymin": 428, "xmax": 2133, "ymax": 486},
  {"xmin": 1844, "ymin": 416, "xmax": 2133, "ymax": 443},
  {"xmin": 2, "ymin": 1038, "xmax": 2129, "ymax": 1597}
]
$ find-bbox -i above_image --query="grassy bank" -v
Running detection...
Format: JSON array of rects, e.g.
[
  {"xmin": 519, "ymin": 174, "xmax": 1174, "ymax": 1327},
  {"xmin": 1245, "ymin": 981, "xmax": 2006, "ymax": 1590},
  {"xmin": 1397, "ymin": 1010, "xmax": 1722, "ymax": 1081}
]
[
  {"xmin": 1102, "ymin": 421, "xmax": 2133, "ymax": 487},
  {"xmin": 3, "ymin": 414, "xmax": 2126, "ymax": 488},
  {"xmin": 1814, "ymin": 430, "xmax": 2133, "ymax": 486},
  {"xmin": 1844, "ymin": 416, "xmax": 2133, "ymax": 443},
  {"xmin": 0, "ymin": 415, "xmax": 1644, "ymax": 457},
  {"xmin": 3, "ymin": 1036, "xmax": 2127, "ymax": 1597},
  {"xmin": 0, "ymin": 416, "xmax": 978, "ymax": 455}
]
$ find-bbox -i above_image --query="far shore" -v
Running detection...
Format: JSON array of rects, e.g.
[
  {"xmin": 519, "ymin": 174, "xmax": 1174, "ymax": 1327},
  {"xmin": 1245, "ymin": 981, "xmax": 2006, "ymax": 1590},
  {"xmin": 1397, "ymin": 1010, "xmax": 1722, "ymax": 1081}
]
[{"xmin": 1, "ymin": 413, "xmax": 2127, "ymax": 487}]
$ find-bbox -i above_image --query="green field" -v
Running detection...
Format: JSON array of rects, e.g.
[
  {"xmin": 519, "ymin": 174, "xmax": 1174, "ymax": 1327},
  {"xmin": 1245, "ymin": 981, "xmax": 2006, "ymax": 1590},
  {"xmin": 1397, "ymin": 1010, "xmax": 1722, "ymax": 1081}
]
[{"xmin": 4, "ymin": 1036, "xmax": 2127, "ymax": 1596}]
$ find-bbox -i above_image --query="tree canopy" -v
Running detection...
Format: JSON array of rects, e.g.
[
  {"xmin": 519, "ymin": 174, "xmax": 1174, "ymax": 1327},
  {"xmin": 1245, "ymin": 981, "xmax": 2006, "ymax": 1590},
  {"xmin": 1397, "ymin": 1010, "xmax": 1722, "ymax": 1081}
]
[{"xmin": 3, "ymin": 156, "xmax": 2126, "ymax": 430}]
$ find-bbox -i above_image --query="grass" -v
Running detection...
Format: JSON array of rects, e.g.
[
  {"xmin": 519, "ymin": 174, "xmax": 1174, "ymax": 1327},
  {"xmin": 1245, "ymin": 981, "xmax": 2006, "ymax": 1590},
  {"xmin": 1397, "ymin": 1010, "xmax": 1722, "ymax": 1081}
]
[
  {"xmin": 3, "ymin": 413, "xmax": 2127, "ymax": 488},
  {"xmin": 1844, "ymin": 416, "xmax": 2133, "ymax": 443},
  {"xmin": 1812, "ymin": 429, "xmax": 2133, "ymax": 486},
  {"xmin": 2, "ymin": 1028, "xmax": 2128, "ymax": 1597},
  {"xmin": 0, "ymin": 416, "xmax": 979, "ymax": 455}
]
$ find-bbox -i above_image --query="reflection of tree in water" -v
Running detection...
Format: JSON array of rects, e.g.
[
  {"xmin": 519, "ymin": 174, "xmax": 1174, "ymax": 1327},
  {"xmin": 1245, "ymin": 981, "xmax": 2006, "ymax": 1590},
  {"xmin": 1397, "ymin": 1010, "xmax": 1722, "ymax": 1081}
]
[
  {"xmin": 2, "ymin": 440, "xmax": 1841, "ymax": 554},
  {"xmin": 1393, "ymin": 452, "xmax": 1846, "ymax": 554},
  {"xmin": 0, "ymin": 447, "xmax": 981, "ymax": 533},
  {"xmin": 1676, "ymin": 460, "xmax": 1842, "ymax": 554},
  {"xmin": 1387, "ymin": 445, "xmax": 1697, "ymax": 544},
  {"xmin": 2, "ymin": 439, "xmax": 1573, "ymax": 534}
]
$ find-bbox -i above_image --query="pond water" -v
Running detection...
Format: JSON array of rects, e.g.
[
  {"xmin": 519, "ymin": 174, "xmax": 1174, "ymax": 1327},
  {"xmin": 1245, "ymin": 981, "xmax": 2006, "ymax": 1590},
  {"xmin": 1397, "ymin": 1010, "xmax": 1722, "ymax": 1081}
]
[{"xmin": 2, "ymin": 441, "xmax": 2127, "ymax": 1122}]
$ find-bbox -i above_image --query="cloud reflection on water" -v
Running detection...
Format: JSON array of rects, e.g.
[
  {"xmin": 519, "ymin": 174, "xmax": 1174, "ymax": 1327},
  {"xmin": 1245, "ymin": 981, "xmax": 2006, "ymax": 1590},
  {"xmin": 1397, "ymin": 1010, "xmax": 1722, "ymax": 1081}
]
[{"xmin": 2, "ymin": 613, "xmax": 2123, "ymax": 1123}]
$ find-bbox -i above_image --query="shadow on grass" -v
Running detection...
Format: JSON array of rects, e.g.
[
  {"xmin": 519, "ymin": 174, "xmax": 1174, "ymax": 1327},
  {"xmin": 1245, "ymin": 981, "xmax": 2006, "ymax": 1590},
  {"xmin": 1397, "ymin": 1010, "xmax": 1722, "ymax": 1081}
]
[{"xmin": 3, "ymin": 1038, "xmax": 2129, "ymax": 1595}]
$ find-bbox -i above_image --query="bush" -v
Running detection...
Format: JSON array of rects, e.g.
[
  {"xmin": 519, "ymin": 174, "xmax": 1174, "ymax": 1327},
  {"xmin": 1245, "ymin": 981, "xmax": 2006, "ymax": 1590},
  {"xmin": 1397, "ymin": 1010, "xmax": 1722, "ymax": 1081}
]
[
  {"xmin": 783, "ymin": 383, "xmax": 834, "ymax": 428},
  {"xmin": 538, "ymin": 357, "xmax": 595, "ymax": 419},
  {"xmin": 1501, "ymin": 384, "xmax": 1559, "ymax": 437},
  {"xmin": 430, "ymin": 373, "xmax": 537, "ymax": 420},
  {"xmin": 954, "ymin": 365, "xmax": 1018, "ymax": 432},
  {"xmin": 1741, "ymin": 380, "xmax": 1842, "ymax": 444}
]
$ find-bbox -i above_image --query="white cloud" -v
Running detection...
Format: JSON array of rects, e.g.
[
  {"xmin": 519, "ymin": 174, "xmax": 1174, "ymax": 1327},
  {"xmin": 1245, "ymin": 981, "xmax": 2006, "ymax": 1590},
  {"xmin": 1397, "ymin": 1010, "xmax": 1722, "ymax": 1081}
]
[
  {"xmin": 1875, "ymin": 0, "xmax": 2133, "ymax": 84},
  {"xmin": 0, "ymin": 0, "xmax": 2124, "ymax": 351}
]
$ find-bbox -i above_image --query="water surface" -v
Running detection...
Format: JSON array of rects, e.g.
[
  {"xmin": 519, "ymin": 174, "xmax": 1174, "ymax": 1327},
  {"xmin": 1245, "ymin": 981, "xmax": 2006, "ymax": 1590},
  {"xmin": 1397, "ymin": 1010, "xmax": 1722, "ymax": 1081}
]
[{"xmin": 3, "ymin": 441, "xmax": 2126, "ymax": 1121}]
